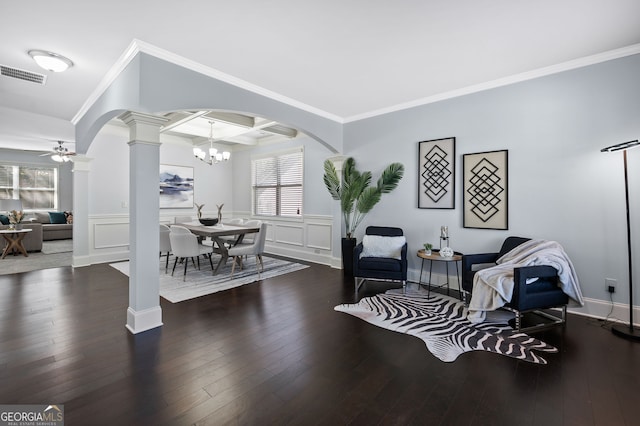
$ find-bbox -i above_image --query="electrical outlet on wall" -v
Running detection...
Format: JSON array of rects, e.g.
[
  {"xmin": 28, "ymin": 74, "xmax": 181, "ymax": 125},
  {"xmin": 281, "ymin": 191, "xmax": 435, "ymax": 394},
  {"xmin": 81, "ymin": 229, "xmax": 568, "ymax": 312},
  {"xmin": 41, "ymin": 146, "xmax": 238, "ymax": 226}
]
[{"xmin": 605, "ymin": 278, "xmax": 617, "ymax": 293}]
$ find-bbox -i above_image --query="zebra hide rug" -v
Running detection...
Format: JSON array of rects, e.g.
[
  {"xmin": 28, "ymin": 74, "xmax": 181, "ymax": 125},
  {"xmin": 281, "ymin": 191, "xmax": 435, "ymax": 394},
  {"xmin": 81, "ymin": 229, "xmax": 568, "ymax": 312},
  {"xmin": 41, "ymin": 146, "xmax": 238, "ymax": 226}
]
[{"xmin": 334, "ymin": 291, "xmax": 557, "ymax": 364}]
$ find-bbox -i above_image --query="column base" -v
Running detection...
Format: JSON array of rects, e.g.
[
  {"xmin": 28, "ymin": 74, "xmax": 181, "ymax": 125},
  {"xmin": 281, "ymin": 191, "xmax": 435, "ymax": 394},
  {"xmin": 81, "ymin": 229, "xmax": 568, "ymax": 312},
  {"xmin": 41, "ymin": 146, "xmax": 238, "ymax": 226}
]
[{"xmin": 125, "ymin": 306, "xmax": 163, "ymax": 334}]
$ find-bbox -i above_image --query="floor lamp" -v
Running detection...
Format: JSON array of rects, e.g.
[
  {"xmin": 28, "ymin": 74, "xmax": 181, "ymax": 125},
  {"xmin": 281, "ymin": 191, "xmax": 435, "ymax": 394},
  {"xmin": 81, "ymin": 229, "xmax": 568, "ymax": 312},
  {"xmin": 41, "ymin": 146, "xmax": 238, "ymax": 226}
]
[{"xmin": 601, "ymin": 139, "xmax": 640, "ymax": 341}]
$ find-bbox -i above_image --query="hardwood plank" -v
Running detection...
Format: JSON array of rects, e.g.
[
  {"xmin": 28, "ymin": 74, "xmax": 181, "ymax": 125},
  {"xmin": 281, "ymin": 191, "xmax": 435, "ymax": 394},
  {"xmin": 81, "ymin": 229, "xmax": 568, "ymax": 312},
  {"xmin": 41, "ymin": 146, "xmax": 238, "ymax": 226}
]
[{"xmin": 1, "ymin": 262, "xmax": 639, "ymax": 425}]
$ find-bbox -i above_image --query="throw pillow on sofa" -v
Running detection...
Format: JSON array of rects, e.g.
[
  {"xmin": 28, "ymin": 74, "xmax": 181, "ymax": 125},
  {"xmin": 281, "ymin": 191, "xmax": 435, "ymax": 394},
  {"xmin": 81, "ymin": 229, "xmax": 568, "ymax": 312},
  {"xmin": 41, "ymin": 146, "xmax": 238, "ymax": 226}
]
[
  {"xmin": 0, "ymin": 214, "xmax": 9, "ymax": 225},
  {"xmin": 34, "ymin": 212, "xmax": 50, "ymax": 224},
  {"xmin": 49, "ymin": 211, "xmax": 67, "ymax": 224}
]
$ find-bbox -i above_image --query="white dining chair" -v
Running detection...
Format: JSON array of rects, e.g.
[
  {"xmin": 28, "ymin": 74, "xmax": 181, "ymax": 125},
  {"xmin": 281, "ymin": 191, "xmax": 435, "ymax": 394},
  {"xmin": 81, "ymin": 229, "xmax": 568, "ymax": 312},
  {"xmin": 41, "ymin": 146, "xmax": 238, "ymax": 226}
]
[
  {"xmin": 228, "ymin": 222, "xmax": 268, "ymax": 278},
  {"xmin": 169, "ymin": 227, "xmax": 214, "ymax": 280},
  {"xmin": 159, "ymin": 224, "xmax": 172, "ymax": 273},
  {"xmin": 174, "ymin": 216, "xmax": 192, "ymax": 224},
  {"xmin": 219, "ymin": 218, "xmax": 249, "ymax": 248}
]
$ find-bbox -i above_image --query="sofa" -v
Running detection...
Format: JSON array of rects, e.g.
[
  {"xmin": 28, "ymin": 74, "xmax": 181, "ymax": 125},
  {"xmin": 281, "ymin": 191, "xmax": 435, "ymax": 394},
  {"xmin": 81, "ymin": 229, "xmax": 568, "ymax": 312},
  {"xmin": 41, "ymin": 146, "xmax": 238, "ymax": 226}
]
[
  {"xmin": 0, "ymin": 223, "xmax": 43, "ymax": 252},
  {"xmin": 31, "ymin": 212, "xmax": 73, "ymax": 241}
]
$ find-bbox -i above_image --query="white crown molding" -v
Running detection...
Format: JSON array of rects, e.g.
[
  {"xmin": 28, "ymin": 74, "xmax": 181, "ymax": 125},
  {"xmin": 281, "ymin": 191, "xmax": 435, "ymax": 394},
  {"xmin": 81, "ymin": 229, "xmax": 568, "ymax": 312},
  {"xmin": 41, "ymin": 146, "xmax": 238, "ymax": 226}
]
[
  {"xmin": 74, "ymin": 41, "xmax": 640, "ymax": 128},
  {"xmin": 344, "ymin": 43, "xmax": 640, "ymax": 123},
  {"xmin": 72, "ymin": 39, "xmax": 344, "ymax": 126}
]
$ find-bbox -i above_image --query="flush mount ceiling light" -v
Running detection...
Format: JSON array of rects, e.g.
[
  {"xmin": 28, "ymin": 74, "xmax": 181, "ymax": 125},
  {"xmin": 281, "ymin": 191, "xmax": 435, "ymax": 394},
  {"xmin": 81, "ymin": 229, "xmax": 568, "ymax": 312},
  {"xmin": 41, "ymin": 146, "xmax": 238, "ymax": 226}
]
[
  {"xmin": 193, "ymin": 121, "xmax": 231, "ymax": 165},
  {"xmin": 28, "ymin": 50, "xmax": 73, "ymax": 72}
]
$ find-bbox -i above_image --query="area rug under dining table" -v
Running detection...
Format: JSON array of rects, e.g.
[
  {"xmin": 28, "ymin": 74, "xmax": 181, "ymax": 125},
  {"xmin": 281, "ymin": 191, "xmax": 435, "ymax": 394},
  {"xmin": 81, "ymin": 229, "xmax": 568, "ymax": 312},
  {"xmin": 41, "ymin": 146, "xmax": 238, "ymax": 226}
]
[{"xmin": 110, "ymin": 255, "xmax": 309, "ymax": 303}]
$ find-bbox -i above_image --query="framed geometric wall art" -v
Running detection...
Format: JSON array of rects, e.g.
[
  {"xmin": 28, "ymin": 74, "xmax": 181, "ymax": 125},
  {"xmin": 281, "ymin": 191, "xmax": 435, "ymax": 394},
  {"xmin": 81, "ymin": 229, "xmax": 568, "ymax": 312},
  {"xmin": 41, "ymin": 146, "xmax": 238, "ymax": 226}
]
[
  {"xmin": 418, "ymin": 137, "xmax": 456, "ymax": 209},
  {"xmin": 159, "ymin": 164, "xmax": 194, "ymax": 209},
  {"xmin": 463, "ymin": 150, "xmax": 509, "ymax": 230}
]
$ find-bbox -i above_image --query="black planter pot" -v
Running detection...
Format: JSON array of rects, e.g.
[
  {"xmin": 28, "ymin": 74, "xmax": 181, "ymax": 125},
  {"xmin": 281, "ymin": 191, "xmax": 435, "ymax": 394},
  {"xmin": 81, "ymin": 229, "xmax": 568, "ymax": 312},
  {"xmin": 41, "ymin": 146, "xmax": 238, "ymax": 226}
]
[{"xmin": 341, "ymin": 237, "xmax": 356, "ymax": 277}]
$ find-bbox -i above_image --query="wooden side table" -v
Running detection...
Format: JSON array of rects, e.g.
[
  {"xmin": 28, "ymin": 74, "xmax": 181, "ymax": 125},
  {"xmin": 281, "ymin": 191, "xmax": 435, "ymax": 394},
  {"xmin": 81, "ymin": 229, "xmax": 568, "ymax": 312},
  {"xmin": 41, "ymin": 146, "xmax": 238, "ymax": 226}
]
[
  {"xmin": 417, "ymin": 249, "xmax": 463, "ymax": 299},
  {"xmin": 0, "ymin": 229, "xmax": 33, "ymax": 259}
]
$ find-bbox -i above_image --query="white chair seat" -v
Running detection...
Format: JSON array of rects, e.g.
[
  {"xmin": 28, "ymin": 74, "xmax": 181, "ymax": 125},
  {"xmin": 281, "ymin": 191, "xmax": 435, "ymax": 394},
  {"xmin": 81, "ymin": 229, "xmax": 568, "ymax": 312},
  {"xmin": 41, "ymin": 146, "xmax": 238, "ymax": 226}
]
[
  {"xmin": 228, "ymin": 222, "xmax": 267, "ymax": 277},
  {"xmin": 169, "ymin": 226, "xmax": 214, "ymax": 280},
  {"xmin": 159, "ymin": 224, "xmax": 172, "ymax": 273},
  {"xmin": 218, "ymin": 218, "xmax": 246, "ymax": 247}
]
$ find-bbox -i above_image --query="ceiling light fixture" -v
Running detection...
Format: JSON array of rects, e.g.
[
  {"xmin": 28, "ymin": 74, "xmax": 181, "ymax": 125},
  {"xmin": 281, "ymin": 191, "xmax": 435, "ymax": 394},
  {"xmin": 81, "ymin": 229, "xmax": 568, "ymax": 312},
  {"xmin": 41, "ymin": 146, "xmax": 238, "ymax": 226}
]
[
  {"xmin": 28, "ymin": 50, "xmax": 74, "ymax": 72},
  {"xmin": 193, "ymin": 121, "xmax": 231, "ymax": 165}
]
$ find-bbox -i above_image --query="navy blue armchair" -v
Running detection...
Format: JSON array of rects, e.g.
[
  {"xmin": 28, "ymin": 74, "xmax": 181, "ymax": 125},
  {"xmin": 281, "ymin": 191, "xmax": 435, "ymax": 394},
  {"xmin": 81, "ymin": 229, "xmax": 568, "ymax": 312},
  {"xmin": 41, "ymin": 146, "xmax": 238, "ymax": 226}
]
[
  {"xmin": 462, "ymin": 236, "xmax": 569, "ymax": 333},
  {"xmin": 353, "ymin": 226, "xmax": 408, "ymax": 297}
]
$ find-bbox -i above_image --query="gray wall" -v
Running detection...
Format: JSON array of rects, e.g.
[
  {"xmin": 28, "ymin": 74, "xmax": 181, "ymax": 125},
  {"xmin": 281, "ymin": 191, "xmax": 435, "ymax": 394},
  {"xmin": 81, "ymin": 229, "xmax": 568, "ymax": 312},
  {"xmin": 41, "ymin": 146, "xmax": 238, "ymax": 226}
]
[
  {"xmin": 0, "ymin": 148, "xmax": 73, "ymax": 211},
  {"xmin": 342, "ymin": 53, "xmax": 640, "ymax": 306}
]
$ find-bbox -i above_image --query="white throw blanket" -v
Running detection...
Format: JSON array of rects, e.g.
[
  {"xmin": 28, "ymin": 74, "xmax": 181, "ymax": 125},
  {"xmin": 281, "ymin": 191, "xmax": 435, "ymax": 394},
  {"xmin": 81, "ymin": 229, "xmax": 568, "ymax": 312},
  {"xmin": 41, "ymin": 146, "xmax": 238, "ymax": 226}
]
[{"xmin": 467, "ymin": 239, "xmax": 584, "ymax": 323}]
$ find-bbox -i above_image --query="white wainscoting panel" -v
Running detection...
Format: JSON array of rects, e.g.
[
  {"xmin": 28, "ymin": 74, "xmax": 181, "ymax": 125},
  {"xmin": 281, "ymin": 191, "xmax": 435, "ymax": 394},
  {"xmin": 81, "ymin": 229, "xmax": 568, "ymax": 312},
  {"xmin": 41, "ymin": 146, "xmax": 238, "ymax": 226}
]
[
  {"xmin": 274, "ymin": 223, "xmax": 304, "ymax": 246},
  {"xmin": 87, "ymin": 212, "xmax": 334, "ymax": 266},
  {"xmin": 306, "ymin": 222, "xmax": 332, "ymax": 251},
  {"xmin": 94, "ymin": 222, "xmax": 129, "ymax": 249}
]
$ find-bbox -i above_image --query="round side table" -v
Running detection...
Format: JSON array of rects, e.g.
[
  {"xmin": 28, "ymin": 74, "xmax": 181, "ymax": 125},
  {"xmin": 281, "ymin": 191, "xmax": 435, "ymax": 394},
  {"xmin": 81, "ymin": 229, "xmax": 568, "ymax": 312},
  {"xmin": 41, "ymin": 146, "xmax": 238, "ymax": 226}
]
[{"xmin": 417, "ymin": 249, "xmax": 463, "ymax": 299}]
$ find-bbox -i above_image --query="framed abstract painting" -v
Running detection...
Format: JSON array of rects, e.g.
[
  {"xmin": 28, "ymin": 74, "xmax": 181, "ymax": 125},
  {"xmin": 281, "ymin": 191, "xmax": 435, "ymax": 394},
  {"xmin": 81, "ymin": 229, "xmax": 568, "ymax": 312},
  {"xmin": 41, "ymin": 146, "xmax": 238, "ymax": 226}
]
[
  {"xmin": 159, "ymin": 164, "xmax": 194, "ymax": 209},
  {"xmin": 463, "ymin": 150, "xmax": 508, "ymax": 230},
  {"xmin": 418, "ymin": 137, "xmax": 456, "ymax": 209}
]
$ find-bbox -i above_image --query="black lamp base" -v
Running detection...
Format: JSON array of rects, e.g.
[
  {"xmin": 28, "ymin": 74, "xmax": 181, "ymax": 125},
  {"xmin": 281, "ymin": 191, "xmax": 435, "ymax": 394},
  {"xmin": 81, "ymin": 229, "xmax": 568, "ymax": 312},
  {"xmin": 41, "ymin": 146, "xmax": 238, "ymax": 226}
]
[{"xmin": 611, "ymin": 324, "xmax": 640, "ymax": 342}]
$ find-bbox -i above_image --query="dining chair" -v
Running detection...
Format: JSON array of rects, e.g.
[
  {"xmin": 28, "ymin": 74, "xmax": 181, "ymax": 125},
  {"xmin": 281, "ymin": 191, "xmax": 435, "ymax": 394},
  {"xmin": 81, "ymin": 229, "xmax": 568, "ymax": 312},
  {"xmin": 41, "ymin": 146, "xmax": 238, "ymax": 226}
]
[
  {"xmin": 159, "ymin": 224, "xmax": 172, "ymax": 273},
  {"xmin": 174, "ymin": 216, "xmax": 192, "ymax": 224},
  {"xmin": 225, "ymin": 219, "xmax": 262, "ymax": 252},
  {"xmin": 169, "ymin": 226, "xmax": 214, "ymax": 280},
  {"xmin": 218, "ymin": 218, "xmax": 246, "ymax": 248},
  {"xmin": 228, "ymin": 222, "xmax": 268, "ymax": 278}
]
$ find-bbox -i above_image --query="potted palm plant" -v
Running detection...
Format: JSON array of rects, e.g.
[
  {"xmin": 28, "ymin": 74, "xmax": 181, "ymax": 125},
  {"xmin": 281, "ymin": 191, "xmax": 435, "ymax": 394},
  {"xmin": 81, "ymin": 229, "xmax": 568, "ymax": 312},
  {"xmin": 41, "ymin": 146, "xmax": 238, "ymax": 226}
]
[{"xmin": 323, "ymin": 157, "xmax": 404, "ymax": 276}]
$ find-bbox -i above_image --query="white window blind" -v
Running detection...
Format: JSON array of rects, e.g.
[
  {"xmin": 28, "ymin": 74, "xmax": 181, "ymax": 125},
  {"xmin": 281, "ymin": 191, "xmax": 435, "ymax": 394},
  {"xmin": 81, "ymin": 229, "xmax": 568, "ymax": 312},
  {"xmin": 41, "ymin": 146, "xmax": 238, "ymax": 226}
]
[
  {"xmin": 0, "ymin": 164, "xmax": 58, "ymax": 210},
  {"xmin": 252, "ymin": 149, "xmax": 303, "ymax": 217}
]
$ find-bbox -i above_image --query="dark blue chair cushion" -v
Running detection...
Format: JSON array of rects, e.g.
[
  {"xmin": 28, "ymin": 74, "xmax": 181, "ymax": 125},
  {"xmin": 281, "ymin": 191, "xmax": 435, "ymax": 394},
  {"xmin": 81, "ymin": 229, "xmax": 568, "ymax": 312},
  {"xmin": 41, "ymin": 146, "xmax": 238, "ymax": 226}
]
[{"xmin": 358, "ymin": 257, "xmax": 403, "ymax": 273}]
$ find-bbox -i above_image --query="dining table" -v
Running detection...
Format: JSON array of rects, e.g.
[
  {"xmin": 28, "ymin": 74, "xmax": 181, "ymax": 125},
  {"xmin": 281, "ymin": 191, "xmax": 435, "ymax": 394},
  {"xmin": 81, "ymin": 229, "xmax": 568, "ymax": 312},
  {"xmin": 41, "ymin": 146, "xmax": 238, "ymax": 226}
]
[{"xmin": 175, "ymin": 221, "xmax": 260, "ymax": 275}]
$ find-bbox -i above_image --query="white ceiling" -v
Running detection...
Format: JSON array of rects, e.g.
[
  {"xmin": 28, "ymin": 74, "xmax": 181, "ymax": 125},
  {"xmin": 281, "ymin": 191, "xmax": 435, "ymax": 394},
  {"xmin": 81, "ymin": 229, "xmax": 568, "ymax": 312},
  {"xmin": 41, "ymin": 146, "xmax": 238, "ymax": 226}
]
[{"xmin": 1, "ymin": 0, "xmax": 640, "ymax": 151}]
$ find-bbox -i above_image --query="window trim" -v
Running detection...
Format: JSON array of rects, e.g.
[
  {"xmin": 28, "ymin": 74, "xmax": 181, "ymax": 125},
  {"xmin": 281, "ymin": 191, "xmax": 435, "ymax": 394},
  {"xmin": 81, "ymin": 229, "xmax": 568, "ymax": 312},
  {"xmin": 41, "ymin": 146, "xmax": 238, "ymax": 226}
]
[
  {"xmin": 0, "ymin": 162, "xmax": 59, "ymax": 211},
  {"xmin": 251, "ymin": 147, "xmax": 304, "ymax": 220}
]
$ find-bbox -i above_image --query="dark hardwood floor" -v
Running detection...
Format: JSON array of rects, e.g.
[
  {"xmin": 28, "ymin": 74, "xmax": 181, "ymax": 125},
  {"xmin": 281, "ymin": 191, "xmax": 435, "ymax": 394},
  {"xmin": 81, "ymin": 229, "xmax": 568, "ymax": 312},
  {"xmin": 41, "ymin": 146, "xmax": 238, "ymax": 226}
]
[{"xmin": 1, "ymin": 262, "xmax": 638, "ymax": 425}]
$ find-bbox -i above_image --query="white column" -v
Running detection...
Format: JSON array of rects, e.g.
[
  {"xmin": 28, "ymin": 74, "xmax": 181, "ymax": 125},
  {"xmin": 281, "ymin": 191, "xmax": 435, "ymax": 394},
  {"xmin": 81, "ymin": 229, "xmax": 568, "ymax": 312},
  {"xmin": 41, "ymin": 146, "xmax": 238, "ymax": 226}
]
[
  {"xmin": 71, "ymin": 155, "xmax": 92, "ymax": 267},
  {"xmin": 326, "ymin": 155, "xmax": 347, "ymax": 268},
  {"xmin": 119, "ymin": 111, "xmax": 168, "ymax": 334}
]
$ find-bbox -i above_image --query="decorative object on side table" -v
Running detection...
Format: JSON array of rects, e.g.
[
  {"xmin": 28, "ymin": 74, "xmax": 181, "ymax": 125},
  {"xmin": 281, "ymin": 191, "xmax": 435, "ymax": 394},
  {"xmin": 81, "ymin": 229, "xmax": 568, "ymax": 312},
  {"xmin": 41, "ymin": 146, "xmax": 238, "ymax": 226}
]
[
  {"xmin": 0, "ymin": 199, "xmax": 23, "ymax": 230},
  {"xmin": 601, "ymin": 139, "xmax": 640, "ymax": 342},
  {"xmin": 9, "ymin": 210, "xmax": 24, "ymax": 230},
  {"xmin": 323, "ymin": 157, "xmax": 405, "ymax": 276},
  {"xmin": 440, "ymin": 225, "xmax": 449, "ymax": 249},
  {"xmin": 440, "ymin": 246, "xmax": 454, "ymax": 258},
  {"xmin": 423, "ymin": 243, "xmax": 433, "ymax": 255}
]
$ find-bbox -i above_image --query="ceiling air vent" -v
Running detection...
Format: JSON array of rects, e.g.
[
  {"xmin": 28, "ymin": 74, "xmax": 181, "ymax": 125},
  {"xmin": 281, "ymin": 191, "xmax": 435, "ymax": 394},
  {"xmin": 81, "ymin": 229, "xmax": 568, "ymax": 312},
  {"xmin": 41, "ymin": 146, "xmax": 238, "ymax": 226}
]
[{"xmin": 0, "ymin": 65, "xmax": 46, "ymax": 85}]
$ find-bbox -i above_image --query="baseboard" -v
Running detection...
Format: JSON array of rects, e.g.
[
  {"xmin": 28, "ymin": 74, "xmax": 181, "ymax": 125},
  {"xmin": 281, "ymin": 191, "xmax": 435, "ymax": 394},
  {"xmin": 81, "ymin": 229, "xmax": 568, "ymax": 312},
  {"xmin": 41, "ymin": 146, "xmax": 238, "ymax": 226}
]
[
  {"xmin": 570, "ymin": 297, "xmax": 640, "ymax": 327},
  {"xmin": 125, "ymin": 306, "xmax": 163, "ymax": 334},
  {"xmin": 264, "ymin": 243, "xmax": 334, "ymax": 267}
]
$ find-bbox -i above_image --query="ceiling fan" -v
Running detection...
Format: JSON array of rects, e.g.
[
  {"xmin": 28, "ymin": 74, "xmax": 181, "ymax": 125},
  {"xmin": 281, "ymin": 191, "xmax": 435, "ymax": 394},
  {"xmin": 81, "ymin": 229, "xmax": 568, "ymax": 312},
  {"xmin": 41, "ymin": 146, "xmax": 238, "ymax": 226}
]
[{"xmin": 40, "ymin": 140, "xmax": 76, "ymax": 162}]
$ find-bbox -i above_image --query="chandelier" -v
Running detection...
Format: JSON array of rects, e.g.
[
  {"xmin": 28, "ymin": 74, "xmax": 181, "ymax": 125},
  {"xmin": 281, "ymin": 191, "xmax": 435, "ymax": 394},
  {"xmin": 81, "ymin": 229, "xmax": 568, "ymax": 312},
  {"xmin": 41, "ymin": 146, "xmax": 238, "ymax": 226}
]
[{"xmin": 193, "ymin": 121, "xmax": 231, "ymax": 165}]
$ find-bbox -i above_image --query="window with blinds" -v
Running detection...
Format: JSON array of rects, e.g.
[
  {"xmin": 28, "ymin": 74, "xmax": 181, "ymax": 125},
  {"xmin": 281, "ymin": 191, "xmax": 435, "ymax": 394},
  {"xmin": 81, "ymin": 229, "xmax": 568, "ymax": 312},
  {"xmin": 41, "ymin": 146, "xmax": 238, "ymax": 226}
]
[
  {"xmin": 252, "ymin": 149, "xmax": 303, "ymax": 217},
  {"xmin": 0, "ymin": 164, "xmax": 58, "ymax": 210}
]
